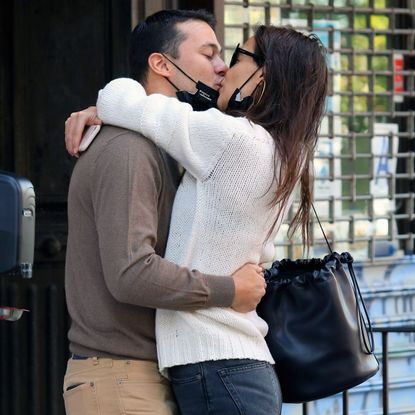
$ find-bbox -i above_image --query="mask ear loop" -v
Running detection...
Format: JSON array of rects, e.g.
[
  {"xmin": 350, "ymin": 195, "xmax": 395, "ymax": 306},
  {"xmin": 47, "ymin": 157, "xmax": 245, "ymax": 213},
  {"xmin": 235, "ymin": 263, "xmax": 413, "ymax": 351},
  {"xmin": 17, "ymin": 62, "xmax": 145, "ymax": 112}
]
[
  {"xmin": 227, "ymin": 66, "xmax": 262, "ymax": 108},
  {"xmin": 165, "ymin": 77, "xmax": 180, "ymax": 92},
  {"xmin": 161, "ymin": 53, "xmax": 195, "ymax": 92},
  {"xmin": 239, "ymin": 66, "xmax": 262, "ymax": 92},
  {"xmin": 228, "ymin": 66, "xmax": 262, "ymax": 106},
  {"xmin": 162, "ymin": 53, "xmax": 197, "ymax": 85}
]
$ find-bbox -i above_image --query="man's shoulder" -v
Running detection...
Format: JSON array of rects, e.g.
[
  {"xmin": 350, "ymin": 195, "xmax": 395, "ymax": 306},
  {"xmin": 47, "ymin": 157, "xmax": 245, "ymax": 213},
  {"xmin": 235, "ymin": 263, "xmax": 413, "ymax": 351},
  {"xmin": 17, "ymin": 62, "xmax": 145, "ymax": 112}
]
[
  {"xmin": 79, "ymin": 125, "xmax": 162, "ymax": 167},
  {"xmin": 77, "ymin": 125, "xmax": 175, "ymax": 187},
  {"xmin": 95, "ymin": 126, "xmax": 157, "ymax": 151},
  {"xmin": 72, "ymin": 125, "xmax": 165, "ymax": 186}
]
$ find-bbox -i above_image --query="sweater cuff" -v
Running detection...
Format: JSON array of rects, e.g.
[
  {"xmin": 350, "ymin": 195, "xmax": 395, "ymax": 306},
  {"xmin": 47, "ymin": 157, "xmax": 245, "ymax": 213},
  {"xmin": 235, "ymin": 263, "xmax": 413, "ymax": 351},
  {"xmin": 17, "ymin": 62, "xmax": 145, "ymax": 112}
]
[{"xmin": 205, "ymin": 275, "xmax": 235, "ymax": 308}]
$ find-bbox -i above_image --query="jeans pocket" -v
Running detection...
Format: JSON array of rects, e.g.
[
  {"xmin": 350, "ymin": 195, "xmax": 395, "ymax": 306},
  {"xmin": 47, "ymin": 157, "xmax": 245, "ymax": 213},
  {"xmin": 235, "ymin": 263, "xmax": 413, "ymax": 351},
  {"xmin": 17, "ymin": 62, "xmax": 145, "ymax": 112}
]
[
  {"xmin": 63, "ymin": 381, "xmax": 99, "ymax": 415},
  {"xmin": 169, "ymin": 366, "xmax": 208, "ymax": 415},
  {"xmin": 218, "ymin": 361, "xmax": 281, "ymax": 415}
]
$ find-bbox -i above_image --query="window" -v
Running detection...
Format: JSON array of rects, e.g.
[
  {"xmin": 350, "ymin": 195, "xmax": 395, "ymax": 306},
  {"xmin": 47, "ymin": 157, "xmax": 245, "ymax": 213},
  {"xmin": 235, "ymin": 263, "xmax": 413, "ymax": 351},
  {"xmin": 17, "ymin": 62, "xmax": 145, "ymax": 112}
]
[{"xmin": 223, "ymin": 0, "xmax": 415, "ymax": 262}]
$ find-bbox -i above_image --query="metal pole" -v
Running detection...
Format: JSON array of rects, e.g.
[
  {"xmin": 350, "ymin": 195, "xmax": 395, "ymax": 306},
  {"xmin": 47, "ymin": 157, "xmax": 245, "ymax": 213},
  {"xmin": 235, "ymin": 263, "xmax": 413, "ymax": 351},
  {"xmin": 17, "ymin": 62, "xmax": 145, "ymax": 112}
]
[
  {"xmin": 382, "ymin": 331, "xmax": 389, "ymax": 415},
  {"xmin": 342, "ymin": 390, "xmax": 349, "ymax": 414}
]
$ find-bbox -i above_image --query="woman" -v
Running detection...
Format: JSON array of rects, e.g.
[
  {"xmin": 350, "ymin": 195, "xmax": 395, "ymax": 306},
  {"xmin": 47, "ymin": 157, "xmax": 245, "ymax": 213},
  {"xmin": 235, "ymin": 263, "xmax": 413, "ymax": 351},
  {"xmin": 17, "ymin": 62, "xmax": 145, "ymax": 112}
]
[{"xmin": 68, "ymin": 26, "xmax": 328, "ymax": 415}]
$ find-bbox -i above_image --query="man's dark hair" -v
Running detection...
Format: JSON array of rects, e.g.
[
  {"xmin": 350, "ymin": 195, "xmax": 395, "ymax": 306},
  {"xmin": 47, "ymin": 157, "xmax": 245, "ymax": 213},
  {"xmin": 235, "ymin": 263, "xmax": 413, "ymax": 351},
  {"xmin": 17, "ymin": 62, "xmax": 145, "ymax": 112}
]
[{"xmin": 129, "ymin": 9, "xmax": 216, "ymax": 84}]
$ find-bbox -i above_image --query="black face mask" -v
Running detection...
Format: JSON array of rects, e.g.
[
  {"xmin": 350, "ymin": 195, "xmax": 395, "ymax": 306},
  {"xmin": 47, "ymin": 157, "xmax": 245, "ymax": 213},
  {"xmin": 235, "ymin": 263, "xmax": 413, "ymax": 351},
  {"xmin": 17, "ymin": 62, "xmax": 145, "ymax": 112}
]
[
  {"xmin": 176, "ymin": 81, "xmax": 219, "ymax": 111},
  {"xmin": 227, "ymin": 67, "xmax": 261, "ymax": 112},
  {"xmin": 163, "ymin": 54, "xmax": 219, "ymax": 111},
  {"xmin": 227, "ymin": 89, "xmax": 254, "ymax": 111}
]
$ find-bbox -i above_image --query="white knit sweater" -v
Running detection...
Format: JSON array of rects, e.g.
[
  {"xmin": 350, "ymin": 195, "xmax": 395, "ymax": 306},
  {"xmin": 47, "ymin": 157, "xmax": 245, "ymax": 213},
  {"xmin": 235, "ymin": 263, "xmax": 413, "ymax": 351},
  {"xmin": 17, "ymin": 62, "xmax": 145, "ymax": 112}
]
[{"xmin": 96, "ymin": 78, "xmax": 294, "ymax": 373}]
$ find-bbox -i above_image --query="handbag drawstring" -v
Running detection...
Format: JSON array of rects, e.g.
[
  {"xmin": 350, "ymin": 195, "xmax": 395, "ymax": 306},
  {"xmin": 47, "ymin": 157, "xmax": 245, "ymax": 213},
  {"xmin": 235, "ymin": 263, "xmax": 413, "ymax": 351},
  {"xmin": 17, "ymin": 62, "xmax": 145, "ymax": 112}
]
[
  {"xmin": 347, "ymin": 262, "xmax": 376, "ymax": 354},
  {"xmin": 312, "ymin": 203, "xmax": 375, "ymax": 355}
]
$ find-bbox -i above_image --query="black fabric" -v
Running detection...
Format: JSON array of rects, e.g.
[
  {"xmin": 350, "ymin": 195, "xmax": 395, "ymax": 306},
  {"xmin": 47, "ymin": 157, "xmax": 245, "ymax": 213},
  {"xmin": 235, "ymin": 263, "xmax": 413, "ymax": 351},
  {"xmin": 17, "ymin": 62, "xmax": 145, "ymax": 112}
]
[
  {"xmin": 226, "ymin": 67, "xmax": 261, "ymax": 112},
  {"xmin": 226, "ymin": 88, "xmax": 253, "ymax": 111},
  {"xmin": 72, "ymin": 354, "xmax": 89, "ymax": 360},
  {"xmin": 257, "ymin": 251, "xmax": 379, "ymax": 403},
  {"xmin": 162, "ymin": 53, "xmax": 220, "ymax": 111},
  {"xmin": 176, "ymin": 81, "xmax": 219, "ymax": 111}
]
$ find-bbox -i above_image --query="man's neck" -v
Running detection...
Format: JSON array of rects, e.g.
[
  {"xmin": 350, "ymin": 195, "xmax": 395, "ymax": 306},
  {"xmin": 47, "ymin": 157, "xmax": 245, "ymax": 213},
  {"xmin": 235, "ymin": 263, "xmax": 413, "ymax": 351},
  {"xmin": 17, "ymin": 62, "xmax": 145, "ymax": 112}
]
[{"xmin": 143, "ymin": 74, "xmax": 177, "ymax": 97}]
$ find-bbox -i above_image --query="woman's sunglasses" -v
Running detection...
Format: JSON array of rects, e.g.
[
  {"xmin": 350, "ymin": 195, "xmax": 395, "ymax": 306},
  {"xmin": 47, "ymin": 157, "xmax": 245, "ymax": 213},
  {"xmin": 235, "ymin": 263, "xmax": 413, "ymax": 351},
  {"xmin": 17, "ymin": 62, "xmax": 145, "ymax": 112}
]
[{"xmin": 229, "ymin": 43, "xmax": 265, "ymax": 68}]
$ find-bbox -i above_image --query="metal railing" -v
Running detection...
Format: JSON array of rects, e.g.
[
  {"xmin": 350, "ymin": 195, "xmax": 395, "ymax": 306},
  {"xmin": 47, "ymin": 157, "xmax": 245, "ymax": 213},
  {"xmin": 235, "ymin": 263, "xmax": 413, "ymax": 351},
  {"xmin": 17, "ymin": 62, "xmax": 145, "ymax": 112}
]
[{"xmin": 301, "ymin": 324, "xmax": 415, "ymax": 415}]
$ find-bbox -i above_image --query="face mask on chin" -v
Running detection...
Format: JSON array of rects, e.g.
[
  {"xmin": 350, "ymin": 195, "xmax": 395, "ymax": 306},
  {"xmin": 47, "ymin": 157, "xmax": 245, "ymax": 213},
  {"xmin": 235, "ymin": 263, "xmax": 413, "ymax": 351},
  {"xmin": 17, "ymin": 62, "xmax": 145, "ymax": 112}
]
[
  {"xmin": 162, "ymin": 54, "xmax": 219, "ymax": 111},
  {"xmin": 226, "ymin": 67, "xmax": 261, "ymax": 112},
  {"xmin": 226, "ymin": 89, "xmax": 254, "ymax": 111},
  {"xmin": 176, "ymin": 81, "xmax": 219, "ymax": 111}
]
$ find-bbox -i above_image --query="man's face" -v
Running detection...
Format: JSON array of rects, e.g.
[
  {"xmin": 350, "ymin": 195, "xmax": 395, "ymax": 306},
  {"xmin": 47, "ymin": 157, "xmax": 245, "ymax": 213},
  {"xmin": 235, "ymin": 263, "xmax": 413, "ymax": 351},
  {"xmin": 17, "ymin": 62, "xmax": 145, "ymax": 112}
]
[{"xmin": 169, "ymin": 20, "xmax": 227, "ymax": 92}]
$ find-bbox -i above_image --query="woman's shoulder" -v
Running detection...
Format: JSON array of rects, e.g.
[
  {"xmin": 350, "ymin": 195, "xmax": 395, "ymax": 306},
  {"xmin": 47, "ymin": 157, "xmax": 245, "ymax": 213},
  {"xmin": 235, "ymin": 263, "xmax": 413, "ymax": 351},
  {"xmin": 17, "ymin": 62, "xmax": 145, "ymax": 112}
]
[{"xmin": 229, "ymin": 116, "xmax": 274, "ymax": 146}]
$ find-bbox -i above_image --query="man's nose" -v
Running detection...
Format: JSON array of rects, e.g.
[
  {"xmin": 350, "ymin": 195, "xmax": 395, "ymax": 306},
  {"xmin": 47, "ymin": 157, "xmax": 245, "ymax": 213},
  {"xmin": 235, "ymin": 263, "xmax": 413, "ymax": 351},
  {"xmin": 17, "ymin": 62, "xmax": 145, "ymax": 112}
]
[{"xmin": 215, "ymin": 57, "xmax": 228, "ymax": 76}]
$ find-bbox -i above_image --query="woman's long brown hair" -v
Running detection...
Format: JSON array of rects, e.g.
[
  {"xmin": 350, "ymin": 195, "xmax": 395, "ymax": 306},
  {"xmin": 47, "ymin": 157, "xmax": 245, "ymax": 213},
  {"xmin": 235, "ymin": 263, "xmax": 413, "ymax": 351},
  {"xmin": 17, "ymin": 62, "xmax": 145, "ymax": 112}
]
[{"xmin": 231, "ymin": 26, "xmax": 329, "ymax": 248}]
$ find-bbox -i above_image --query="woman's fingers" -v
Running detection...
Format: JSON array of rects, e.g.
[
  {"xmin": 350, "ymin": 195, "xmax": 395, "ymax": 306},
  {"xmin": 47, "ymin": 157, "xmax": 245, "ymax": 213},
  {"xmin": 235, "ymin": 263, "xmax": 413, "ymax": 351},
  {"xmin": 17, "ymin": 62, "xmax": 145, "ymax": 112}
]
[{"xmin": 65, "ymin": 106, "xmax": 101, "ymax": 156}]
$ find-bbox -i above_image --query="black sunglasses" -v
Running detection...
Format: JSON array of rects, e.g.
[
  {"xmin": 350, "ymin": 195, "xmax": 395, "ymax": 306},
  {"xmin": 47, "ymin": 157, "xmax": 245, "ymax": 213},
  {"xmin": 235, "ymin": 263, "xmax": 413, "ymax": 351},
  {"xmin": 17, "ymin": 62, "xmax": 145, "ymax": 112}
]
[{"xmin": 229, "ymin": 43, "xmax": 265, "ymax": 68}]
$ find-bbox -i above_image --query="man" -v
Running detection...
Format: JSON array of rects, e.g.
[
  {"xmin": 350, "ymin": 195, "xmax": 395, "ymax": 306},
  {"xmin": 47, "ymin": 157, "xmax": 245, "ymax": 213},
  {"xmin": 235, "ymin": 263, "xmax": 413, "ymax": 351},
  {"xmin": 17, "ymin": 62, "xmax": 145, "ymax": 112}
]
[{"xmin": 63, "ymin": 9, "xmax": 266, "ymax": 415}]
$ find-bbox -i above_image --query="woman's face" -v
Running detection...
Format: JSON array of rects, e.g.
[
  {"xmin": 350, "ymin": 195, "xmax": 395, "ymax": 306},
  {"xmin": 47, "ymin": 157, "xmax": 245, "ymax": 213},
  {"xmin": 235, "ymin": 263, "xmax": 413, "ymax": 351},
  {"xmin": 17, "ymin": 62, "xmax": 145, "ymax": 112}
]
[{"xmin": 217, "ymin": 36, "xmax": 263, "ymax": 111}]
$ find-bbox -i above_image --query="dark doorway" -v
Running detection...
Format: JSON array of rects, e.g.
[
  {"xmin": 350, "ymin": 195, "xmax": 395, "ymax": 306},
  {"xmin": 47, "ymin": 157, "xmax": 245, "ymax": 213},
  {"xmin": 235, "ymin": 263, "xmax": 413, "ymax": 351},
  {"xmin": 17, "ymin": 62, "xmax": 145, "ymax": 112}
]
[{"xmin": 0, "ymin": 1, "xmax": 130, "ymax": 414}]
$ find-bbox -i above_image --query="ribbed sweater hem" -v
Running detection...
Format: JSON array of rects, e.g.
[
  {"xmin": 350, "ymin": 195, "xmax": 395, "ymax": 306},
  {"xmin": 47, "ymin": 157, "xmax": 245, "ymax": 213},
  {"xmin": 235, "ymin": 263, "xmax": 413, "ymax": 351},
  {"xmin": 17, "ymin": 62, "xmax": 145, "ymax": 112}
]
[{"xmin": 157, "ymin": 332, "xmax": 275, "ymax": 376}]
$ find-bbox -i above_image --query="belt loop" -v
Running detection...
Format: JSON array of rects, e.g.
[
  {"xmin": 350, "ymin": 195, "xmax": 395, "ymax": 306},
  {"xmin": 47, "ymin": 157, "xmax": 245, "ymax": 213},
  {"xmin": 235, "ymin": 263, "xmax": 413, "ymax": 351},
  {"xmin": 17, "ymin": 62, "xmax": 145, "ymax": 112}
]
[{"xmin": 92, "ymin": 356, "xmax": 99, "ymax": 366}]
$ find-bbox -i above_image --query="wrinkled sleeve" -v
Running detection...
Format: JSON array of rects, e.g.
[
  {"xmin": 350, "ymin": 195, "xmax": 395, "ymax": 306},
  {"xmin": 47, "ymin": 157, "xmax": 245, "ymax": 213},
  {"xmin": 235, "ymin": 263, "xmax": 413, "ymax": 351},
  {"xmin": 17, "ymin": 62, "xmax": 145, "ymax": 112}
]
[{"xmin": 92, "ymin": 133, "xmax": 235, "ymax": 310}]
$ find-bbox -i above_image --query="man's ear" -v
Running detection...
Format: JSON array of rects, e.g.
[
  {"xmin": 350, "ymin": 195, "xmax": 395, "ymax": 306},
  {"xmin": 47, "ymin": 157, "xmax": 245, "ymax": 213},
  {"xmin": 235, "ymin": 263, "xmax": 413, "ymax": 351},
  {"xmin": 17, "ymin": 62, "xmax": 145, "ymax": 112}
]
[{"xmin": 148, "ymin": 53, "xmax": 171, "ymax": 77}]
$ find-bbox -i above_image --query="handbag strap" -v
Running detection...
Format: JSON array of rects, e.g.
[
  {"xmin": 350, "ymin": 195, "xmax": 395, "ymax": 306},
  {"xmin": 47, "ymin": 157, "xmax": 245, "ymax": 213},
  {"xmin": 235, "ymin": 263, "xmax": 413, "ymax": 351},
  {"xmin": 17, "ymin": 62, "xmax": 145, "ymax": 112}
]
[
  {"xmin": 311, "ymin": 203, "xmax": 333, "ymax": 254},
  {"xmin": 347, "ymin": 261, "xmax": 376, "ymax": 354},
  {"xmin": 311, "ymin": 203, "xmax": 375, "ymax": 354}
]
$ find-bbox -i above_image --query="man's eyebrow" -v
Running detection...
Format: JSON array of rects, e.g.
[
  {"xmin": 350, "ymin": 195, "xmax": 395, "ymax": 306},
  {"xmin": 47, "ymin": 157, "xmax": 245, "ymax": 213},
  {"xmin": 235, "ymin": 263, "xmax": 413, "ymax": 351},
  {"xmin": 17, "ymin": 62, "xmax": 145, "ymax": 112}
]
[{"xmin": 200, "ymin": 43, "xmax": 221, "ymax": 54}]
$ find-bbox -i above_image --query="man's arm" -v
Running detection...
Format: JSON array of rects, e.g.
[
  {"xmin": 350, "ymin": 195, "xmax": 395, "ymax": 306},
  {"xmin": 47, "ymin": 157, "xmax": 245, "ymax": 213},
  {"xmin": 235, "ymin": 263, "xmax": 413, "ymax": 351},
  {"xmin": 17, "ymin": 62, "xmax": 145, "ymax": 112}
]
[{"xmin": 92, "ymin": 132, "xmax": 265, "ymax": 311}]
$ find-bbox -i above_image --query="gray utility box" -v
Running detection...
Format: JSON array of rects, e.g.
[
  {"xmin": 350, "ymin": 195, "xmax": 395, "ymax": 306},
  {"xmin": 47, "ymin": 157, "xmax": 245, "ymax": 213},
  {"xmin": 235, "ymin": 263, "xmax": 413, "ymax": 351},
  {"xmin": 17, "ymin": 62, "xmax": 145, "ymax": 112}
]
[{"xmin": 0, "ymin": 171, "xmax": 35, "ymax": 278}]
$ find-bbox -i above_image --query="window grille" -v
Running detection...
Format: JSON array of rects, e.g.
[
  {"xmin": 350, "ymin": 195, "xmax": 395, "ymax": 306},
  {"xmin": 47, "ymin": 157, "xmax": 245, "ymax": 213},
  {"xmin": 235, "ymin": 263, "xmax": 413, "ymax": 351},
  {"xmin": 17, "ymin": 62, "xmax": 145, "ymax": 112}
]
[{"xmin": 223, "ymin": 0, "xmax": 415, "ymax": 262}]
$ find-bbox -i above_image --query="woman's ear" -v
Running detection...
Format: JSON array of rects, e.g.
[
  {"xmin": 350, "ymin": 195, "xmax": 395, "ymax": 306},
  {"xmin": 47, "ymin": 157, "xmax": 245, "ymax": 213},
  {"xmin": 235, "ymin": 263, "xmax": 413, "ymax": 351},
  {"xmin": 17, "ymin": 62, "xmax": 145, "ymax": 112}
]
[
  {"xmin": 255, "ymin": 70, "xmax": 265, "ymax": 88},
  {"xmin": 147, "ymin": 53, "xmax": 171, "ymax": 77}
]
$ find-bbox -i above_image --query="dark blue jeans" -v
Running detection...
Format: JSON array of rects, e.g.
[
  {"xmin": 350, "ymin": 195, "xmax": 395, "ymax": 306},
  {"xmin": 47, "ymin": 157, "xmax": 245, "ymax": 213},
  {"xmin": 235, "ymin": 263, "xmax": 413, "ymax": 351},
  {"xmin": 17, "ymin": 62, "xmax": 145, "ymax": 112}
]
[{"xmin": 169, "ymin": 359, "xmax": 282, "ymax": 415}]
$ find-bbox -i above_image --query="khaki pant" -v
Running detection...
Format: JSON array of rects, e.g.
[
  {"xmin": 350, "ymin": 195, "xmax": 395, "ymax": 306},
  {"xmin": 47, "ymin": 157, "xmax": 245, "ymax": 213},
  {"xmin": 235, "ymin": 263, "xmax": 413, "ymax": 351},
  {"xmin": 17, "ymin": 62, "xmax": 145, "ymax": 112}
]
[{"xmin": 63, "ymin": 357, "xmax": 178, "ymax": 415}]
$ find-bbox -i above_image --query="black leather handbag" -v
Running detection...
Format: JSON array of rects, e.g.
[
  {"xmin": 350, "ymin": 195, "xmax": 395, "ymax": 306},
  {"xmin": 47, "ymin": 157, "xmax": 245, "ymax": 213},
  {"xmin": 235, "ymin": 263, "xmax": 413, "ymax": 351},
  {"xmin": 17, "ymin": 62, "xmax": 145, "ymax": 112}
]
[{"xmin": 257, "ymin": 208, "xmax": 379, "ymax": 403}]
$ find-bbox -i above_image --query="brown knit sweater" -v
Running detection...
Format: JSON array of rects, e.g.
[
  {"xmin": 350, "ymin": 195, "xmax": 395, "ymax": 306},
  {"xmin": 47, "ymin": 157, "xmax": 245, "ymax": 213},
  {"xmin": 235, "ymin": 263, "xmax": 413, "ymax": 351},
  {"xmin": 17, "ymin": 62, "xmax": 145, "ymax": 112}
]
[{"xmin": 65, "ymin": 126, "xmax": 234, "ymax": 361}]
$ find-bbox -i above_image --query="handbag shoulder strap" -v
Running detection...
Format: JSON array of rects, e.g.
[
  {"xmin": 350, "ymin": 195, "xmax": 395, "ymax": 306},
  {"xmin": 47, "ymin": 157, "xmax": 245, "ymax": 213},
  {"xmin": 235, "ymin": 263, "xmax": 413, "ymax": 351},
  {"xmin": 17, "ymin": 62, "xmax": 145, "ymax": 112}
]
[{"xmin": 312, "ymin": 203, "xmax": 333, "ymax": 254}]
